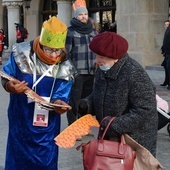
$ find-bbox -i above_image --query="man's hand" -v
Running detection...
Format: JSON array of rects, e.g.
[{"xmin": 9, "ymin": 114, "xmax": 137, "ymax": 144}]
[
  {"xmin": 6, "ymin": 79, "xmax": 29, "ymax": 94},
  {"xmin": 53, "ymin": 100, "xmax": 72, "ymax": 114}
]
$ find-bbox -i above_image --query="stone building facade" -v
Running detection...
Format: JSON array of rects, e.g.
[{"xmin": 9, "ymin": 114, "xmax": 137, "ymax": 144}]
[{"xmin": 0, "ymin": 0, "xmax": 169, "ymax": 67}]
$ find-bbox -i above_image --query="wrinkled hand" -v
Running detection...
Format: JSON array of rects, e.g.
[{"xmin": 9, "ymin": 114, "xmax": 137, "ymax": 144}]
[
  {"xmin": 6, "ymin": 79, "xmax": 29, "ymax": 94},
  {"xmin": 53, "ymin": 100, "xmax": 72, "ymax": 114},
  {"xmin": 77, "ymin": 100, "xmax": 88, "ymax": 116}
]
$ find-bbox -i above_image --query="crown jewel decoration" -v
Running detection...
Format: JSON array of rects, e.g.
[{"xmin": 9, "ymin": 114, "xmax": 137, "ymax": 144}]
[{"xmin": 73, "ymin": 0, "xmax": 86, "ymax": 10}]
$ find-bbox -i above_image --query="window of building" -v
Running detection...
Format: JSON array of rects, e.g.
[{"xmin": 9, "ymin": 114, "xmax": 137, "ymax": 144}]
[{"xmin": 88, "ymin": 0, "xmax": 116, "ymax": 32}]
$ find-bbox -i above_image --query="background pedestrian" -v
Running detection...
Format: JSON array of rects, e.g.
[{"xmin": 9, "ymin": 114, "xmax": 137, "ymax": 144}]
[
  {"xmin": 0, "ymin": 29, "xmax": 5, "ymax": 65},
  {"xmin": 66, "ymin": 0, "xmax": 98, "ymax": 133}
]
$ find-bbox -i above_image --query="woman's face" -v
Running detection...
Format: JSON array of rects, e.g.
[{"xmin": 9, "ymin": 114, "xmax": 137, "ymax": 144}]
[{"xmin": 95, "ymin": 54, "xmax": 118, "ymax": 67}]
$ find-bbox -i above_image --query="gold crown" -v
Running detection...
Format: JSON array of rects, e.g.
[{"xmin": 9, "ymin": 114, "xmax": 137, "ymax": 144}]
[
  {"xmin": 40, "ymin": 16, "xmax": 67, "ymax": 48},
  {"xmin": 73, "ymin": 0, "xmax": 86, "ymax": 10}
]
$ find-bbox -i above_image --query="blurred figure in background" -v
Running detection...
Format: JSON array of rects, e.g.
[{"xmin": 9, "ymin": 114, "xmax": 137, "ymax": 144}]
[
  {"xmin": 109, "ymin": 21, "xmax": 117, "ymax": 33},
  {"xmin": 14, "ymin": 23, "xmax": 25, "ymax": 43},
  {"xmin": 161, "ymin": 19, "xmax": 170, "ymax": 88},
  {"xmin": 100, "ymin": 22, "xmax": 109, "ymax": 32},
  {"xmin": 160, "ymin": 20, "xmax": 169, "ymax": 86},
  {"xmin": 0, "ymin": 29, "xmax": 5, "ymax": 65},
  {"xmin": 89, "ymin": 17, "xmax": 100, "ymax": 32}
]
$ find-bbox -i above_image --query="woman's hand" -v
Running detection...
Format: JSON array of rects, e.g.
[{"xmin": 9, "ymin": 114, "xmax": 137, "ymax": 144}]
[
  {"xmin": 77, "ymin": 100, "xmax": 88, "ymax": 116},
  {"xmin": 6, "ymin": 80, "xmax": 29, "ymax": 94},
  {"xmin": 53, "ymin": 100, "xmax": 72, "ymax": 114}
]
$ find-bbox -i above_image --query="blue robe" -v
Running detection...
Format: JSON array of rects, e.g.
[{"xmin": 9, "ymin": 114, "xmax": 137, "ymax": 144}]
[{"xmin": 3, "ymin": 53, "xmax": 73, "ymax": 170}]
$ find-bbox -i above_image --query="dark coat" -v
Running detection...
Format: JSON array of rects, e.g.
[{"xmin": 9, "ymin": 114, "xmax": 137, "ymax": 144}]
[
  {"xmin": 85, "ymin": 54, "xmax": 158, "ymax": 156},
  {"xmin": 66, "ymin": 18, "xmax": 98, "ymax": 75},
  {"xmin": 163, "ymin": 26, "xmax": 170, "ymax": 54}
]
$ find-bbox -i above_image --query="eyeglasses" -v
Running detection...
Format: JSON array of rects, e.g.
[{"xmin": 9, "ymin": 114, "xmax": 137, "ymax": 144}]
[{"xmin": 43, "ymin": 47, "xmax": 62, "ymax": 56}]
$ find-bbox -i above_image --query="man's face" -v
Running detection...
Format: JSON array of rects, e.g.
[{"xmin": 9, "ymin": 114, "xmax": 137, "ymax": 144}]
[
  {"xmin": 164, "ymin": 21, "xmax": 169, "ymax": 29},
  {"xmin": 43, "ymin": 46, "xmax": 62, "ymax": 59},
  {"xmin": 77, "ymin": 12, "xmax": 88, "ymax": 24}
]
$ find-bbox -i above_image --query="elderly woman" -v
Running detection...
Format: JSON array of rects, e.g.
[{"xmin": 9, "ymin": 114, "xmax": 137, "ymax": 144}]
[
  {"xmin": 1, "ymin": 16, "xmax": 75, "ymax": 170},
  {"xmin": 77, "ymin": 32, "xmax": 158, "ymax": 157}
]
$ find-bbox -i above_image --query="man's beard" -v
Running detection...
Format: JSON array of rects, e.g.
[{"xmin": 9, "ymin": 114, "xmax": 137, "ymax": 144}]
[{"xmin": 81, "ymin": 19, "xmax": 88, "ymax": 24}]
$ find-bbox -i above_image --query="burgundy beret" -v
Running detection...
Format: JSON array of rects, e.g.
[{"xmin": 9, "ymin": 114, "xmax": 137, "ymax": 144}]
[{"xmin": 89, "ymin": 32, "xmax": 128, "ymax": 59}]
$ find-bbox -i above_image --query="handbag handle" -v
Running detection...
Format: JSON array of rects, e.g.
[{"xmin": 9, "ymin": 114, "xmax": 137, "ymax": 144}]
[
  {"xmin": 99, "ymin": 116, "xmax": 112, "ymax": 126},
  {"xmin": 100, "ymin": 117, "xmax": 116, "ymax": 140},
  {"xmin": 98, "ymin": 116, "xmax": 111, "ymax": 139},
  {"xmin": 99, "ymin": 117, "xmax": 127, "ymax": 155}
]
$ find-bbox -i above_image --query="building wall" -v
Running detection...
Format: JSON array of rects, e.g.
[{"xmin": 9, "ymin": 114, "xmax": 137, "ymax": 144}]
[
  {"xmin": 24, "ymin": 0, "xmax": 42, "ymax": 42},
  {"xmin": 116, "ymin": 0, "xmax": 169, "ymax": 66},
  {"xmin": 0, "ymin": 0, "xmax": 3, "ymax": 29},
  {"xmin": 0, "ymin": 0, "xmax": 169, "ymax": 67}
]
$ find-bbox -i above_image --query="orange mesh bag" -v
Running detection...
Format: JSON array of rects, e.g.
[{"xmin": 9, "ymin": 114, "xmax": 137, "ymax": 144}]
[{"xmin": 54, "ymin": 114, "xmax": 99, "ymax": 148}]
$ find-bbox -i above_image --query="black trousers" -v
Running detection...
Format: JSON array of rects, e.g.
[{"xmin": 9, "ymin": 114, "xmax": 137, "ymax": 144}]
[
  {"xmin": 165, "ymin": 54, "xmax": 170, "ymax": 85},
  {"xmin": 67, "ymin": 74, "xmax": 94, "ymax": 125}
]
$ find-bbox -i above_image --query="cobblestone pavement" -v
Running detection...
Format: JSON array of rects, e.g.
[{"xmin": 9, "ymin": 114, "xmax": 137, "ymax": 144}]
[{"xmin": 0, "ymin": 63, "xmax": 170, "ymax": 169}]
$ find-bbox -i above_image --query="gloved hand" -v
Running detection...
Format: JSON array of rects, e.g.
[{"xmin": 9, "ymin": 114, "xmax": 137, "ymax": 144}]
[
  {"xmin": 100, "ymin": 116, "xmax": 119, "ymax": 139},
  {"xmin": 6, "ymin": 79, "xmax": 29, "ymax": 94},
  {"xmin": 77, "ymin": 100, "xmax": 88, "ymax": 116}
]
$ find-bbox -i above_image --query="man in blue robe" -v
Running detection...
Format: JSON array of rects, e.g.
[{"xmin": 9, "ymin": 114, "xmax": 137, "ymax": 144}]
[{"xmin": 1, "ymin": 16, "xmax": 75, "ymax": 170}]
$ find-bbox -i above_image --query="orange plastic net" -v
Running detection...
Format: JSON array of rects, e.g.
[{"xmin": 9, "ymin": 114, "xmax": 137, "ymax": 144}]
[{"xmin": 54, "ymin": 114, "xmax": 99, "ymax": 148}]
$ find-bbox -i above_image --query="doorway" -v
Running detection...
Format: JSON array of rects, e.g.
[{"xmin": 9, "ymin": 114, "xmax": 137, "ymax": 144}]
[{"xmin": 88, "ymin": 0, "xmax": 116, "ymax": 32}]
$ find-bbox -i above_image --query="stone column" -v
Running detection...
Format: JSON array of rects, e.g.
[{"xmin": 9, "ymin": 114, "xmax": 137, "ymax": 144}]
[
  {"xmin": 116, "ymin": 0, "xmax": 169, "ymax": 67},
  {"xmin": 2, "ymin": 0, "xmax": 23, "ymax": 50},
  {"xmin": 57, "ymin": 0, "xmax": 72, "ymax": 27},
  {"xmin": 0, "ymin": 0, "xmax": 4, "ymax": 29}
]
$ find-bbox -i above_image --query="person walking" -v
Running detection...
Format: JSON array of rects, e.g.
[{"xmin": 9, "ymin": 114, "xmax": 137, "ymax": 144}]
[
  {"xmin": 108, "ymin": 21, "xmax": 117, "ymax": 33},
  {"xmin": 89, "ymin": 17, "xmax": 100, "ymax": 32},
  {"xmin": 65, "ymin": 0, "xmax": 98, "ymax": 128},
  {"xmin": 77, "ymin": 32, "xmax": 158, "ymax": 157},
  {"xmin": 1, "ymin": 16, "xmax": 75, "ymax": 170},
  {"xmin": 15, "ymin": 23, "xmax": 25, "ymax": 43},
  {"xmin": 0, "ymin": 29, "xmax": 5, "ymax": 65},
  {"xmin": 160, "ymin": 20, "xmax": 170, "ymax": 86},
  {"xmin": 162, "ymin": 20, "xmax": 170, "ymax": 90}
]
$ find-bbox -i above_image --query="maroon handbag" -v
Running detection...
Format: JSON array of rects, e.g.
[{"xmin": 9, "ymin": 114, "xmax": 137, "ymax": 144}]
[{"xmin": 77, "ymin": 117, "xmax": 136, "ymax": 170}]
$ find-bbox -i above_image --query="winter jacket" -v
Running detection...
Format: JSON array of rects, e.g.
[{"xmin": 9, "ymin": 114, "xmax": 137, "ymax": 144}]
[
  {"xmin": 163, "ymin": 26, "xmax": 170, "ymax": 54},
  {"xmin": 84, "ymin": 54, "xmax": 158, "ymax": 156},
  {"xmin": 66, "ymin": 18, "xmax": 98, "ymax": 75}
]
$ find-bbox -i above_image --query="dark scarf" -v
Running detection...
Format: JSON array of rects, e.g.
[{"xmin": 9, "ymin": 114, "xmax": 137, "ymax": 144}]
[{"xmin": 70, "ymin": 18, "xmax": 94, "ymax": 34}]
